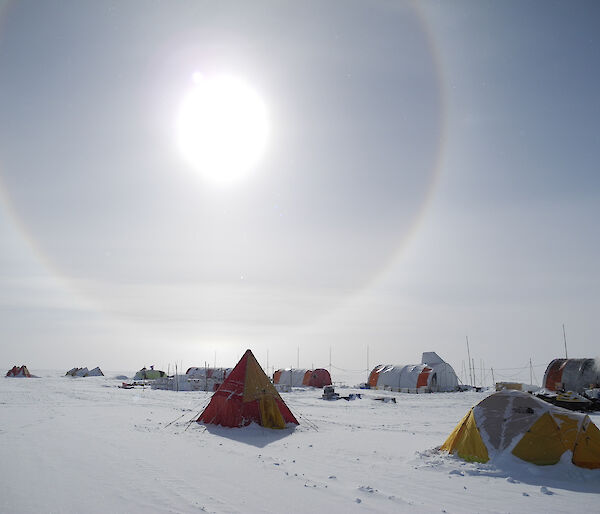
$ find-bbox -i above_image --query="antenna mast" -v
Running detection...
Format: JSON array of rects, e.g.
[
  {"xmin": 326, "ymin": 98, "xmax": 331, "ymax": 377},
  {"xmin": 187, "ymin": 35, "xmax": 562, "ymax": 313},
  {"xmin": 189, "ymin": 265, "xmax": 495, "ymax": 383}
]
[
  {"xmin": 529, "ymin": 358, "xmax": 533, "ymax": 385},
  {"xmin": 466, "ymin": 336, "xmax": 473, "ymax": 386}
]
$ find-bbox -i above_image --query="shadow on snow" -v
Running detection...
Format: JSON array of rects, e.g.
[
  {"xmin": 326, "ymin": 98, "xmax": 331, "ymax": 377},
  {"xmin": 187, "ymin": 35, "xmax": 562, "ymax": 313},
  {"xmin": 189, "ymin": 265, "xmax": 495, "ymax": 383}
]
[{"xmin": 198, "ymin": 422, "xmax": 297, "ymax": 448}]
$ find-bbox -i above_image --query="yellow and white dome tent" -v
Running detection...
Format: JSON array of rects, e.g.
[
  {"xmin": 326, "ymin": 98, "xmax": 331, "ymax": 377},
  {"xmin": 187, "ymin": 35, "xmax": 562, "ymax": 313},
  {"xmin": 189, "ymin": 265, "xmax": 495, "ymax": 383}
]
[{"xmin": 441, "ymin": 389, "xmax": 600, "ymax": 469}]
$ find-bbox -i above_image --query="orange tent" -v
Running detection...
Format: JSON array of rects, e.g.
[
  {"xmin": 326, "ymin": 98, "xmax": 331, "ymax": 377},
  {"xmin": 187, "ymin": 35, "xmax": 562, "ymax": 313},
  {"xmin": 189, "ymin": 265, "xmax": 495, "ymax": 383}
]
[
  {"xmin": 198, "ymin": 349, "xmax": 299, "ymax": 429},
  {"xmin": 302, "ymin": 368, "xmax": 332, "ymax": 388}
]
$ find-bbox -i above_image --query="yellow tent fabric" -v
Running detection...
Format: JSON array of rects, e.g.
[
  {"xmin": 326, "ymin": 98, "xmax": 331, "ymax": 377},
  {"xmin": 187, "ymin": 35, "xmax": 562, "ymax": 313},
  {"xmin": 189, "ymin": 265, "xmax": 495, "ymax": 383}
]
[
  {"xmin": 553, "ymin": 413, "xmax": 581, "ymax": 450},
  {"xmin": 242, "ymin": 351, "xmax": 282, "ymax": 403},
  {"xmin": 442, "ymin": 390, "xmax": 600, "ymax": 469},
  {"xmin": 512, "ymin": 412, "xmax": 568, "ymax": 465},
  {"xmin": 440, "ymin": 410, "xmax": 489, "ymax": 463},
  {"xmin": 259, "ymin": 396, "xmax": 286, "ymax": 429},
  {"xmin": 573, "ymin": 417, "xmax": 600, "ymax": 469},
  {"xmin": 244, "ymin": 353, "xmax": 292, "ymax": 428}
]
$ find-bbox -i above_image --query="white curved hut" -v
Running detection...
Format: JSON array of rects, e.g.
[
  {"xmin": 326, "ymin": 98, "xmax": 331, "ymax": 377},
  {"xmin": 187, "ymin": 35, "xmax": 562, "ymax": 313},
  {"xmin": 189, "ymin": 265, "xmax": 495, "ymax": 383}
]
[
  {"xmin": 272, "ymin": 368, "xmax": 307, "ymax": 387},
  {"xmin": 368, "ymin": 352, "xmax": 459, "ymax": 393}
]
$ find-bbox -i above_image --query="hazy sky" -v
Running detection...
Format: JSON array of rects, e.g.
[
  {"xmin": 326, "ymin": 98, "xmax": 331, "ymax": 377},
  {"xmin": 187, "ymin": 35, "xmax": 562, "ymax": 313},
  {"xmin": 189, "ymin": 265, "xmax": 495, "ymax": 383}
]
[{"xmin": 1, "ymin": 0, "xmax": 598, "ymax": 384}]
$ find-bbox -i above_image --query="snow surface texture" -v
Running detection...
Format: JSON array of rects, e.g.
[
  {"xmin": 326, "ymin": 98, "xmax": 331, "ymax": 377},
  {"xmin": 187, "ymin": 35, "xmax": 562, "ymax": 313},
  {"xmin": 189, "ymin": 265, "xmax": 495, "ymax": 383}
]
[{"xmin": 1, "ymin": 372, "xmax": 599, "ymax": 513}]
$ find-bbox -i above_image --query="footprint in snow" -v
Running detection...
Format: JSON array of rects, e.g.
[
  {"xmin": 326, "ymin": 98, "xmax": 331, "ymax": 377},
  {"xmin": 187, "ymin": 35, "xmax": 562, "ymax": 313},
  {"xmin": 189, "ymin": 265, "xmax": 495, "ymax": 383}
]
[{"xmin": 358, "ymin": 485, "xmax": 376, "ymax": 493}]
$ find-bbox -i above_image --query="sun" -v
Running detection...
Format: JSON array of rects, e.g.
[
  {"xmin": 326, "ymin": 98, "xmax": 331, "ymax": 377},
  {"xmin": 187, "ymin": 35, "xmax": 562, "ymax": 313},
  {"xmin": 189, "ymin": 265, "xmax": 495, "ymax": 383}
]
[{"xmin": 176, "ymin": 73, "xmax": 269, "ymax": 185}]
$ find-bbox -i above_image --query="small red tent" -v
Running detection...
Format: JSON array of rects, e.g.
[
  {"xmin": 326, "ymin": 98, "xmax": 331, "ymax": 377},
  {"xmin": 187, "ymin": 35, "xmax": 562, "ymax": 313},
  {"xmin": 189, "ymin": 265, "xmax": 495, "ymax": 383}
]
[
  {"xmin": 198, "ymin": 349, "xmax": 299, "ymax": 429},
  {"xmin": 302, "ymin": 369, "xmax": 332, "ymax": 388},
  {"xmin": 6, "ymin": 365, "xmax": 31, "ymax": 377}
]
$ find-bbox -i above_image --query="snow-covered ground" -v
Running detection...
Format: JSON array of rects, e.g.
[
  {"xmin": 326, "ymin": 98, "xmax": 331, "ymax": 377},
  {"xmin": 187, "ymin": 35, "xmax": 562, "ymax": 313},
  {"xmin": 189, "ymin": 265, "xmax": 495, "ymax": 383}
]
[{"xmin": 2, "ymin": 372, "xmax": 599, "ymax": 513}]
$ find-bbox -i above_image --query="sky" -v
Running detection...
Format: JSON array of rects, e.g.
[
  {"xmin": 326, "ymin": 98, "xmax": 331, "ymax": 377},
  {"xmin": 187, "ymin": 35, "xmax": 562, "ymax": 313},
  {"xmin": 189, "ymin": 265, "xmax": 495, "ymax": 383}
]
[{"xmin": 0, "ymin": 0, "xmax": 598, "ymax": 384}]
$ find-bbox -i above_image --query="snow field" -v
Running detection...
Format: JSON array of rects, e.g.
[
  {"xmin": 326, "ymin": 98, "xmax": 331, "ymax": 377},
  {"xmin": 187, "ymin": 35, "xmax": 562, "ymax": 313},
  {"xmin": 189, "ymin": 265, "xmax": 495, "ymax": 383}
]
[{"xmin": 1, "ymin": 373, "xmax": 599, "ymax": 513}]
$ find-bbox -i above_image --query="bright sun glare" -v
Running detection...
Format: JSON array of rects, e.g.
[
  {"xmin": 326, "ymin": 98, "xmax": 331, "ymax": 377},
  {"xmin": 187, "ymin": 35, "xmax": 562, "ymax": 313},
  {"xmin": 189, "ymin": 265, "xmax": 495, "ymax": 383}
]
[{"xmin": 176, "ymin": 73, "xmax": 269, "ymax": 184}]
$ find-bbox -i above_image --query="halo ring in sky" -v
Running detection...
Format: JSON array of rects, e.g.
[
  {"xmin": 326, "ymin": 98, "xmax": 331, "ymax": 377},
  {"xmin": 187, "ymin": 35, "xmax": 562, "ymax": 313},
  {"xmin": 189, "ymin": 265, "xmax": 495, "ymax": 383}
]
[{"xmin": 0, "ymin": 1, "xmax": 446, "ymax": 332}]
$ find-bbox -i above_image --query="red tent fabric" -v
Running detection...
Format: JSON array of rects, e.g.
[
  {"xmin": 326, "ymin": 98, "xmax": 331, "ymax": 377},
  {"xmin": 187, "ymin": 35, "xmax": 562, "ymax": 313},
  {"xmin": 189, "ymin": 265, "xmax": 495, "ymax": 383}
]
[
  {"xmin": 198, "ymin": 349, "xmax": 299, "ymax": 429},
  {"xmin": 302, "ymin": 369, "xmax": 332, "ymax": 388},
  {"xmin": 6, "ymin": 365, "xmax": 31, "ymax": 377}
]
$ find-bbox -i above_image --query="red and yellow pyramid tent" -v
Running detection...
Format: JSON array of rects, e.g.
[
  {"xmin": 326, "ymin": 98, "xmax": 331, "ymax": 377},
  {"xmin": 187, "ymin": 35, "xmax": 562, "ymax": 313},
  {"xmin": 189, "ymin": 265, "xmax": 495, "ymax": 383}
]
[
  {"xmin": 6, "ymin": 365, "xmax": 31, "ymax": 377},
  {"xmin": 197, "ymin": 349, "xmax": 299, "ymax": 429}
]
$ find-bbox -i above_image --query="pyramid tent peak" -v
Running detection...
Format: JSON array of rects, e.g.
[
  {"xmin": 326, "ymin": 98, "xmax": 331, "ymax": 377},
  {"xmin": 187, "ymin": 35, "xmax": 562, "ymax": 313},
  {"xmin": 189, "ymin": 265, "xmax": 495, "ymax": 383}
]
[{"xmin": 198, "ymin": 349, "xmax": 299, "ymax": 429}]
